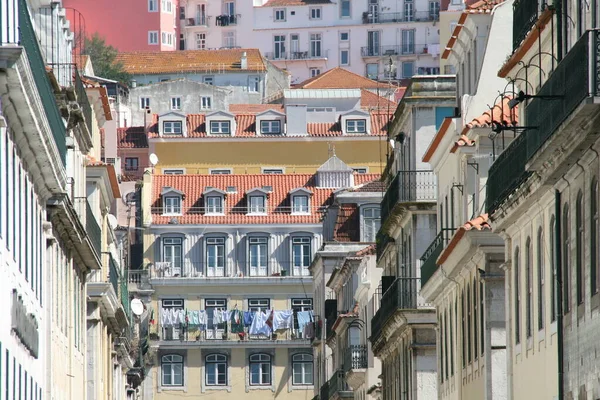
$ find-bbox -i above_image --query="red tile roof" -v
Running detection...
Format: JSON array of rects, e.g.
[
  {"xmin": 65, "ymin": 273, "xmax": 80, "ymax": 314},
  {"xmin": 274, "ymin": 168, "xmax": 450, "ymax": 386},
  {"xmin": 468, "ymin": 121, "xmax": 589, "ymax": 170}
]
[
  {"xmin": 333, "ymin": 204, "xmax": 360, "ymax": 242},
  {"xmin": 361, "ymin": 89, "xmax": 398, "ymax": 110},
  {"xmin": 466, "ymin": 96, "xmax": 518, "ymax": 129},
  {"xmin": 352, "ymin": 179, "xmax": 386, "ymax": 192},
  {"xmin": 355, "ymin": 244, "xmax": 376, "ymax": 256},
  {"xmin": 466, "ymin": 0, "xmax": 505, "ymax": 12},
  {"xmin": 151, "ymin": 173, "xmax": 380, "ymax": 225},
  {"xmin": 436, "ymin": 213, "xmax": 491, "ymax": 265},
  {"xmin": 115, "ymin": 49, "xmax": 266, "ymax": 75},
  {"xmin": 450, "ymin": 134, "xmax": 476, "ymax": 153},
  {"xmin": 228, "ymin": 104, "xmax": 285, "ymax": 114},
  {"xmin": 117, "ymin": 127, "xmax": 149, "ymax": 148},
  {"xmin": 463, "ymin": 213, "xmax": 491, "ymax": 231},
  {"xmin": 295, "ymin": 67, "xmax": 392, "ymax": 89}
]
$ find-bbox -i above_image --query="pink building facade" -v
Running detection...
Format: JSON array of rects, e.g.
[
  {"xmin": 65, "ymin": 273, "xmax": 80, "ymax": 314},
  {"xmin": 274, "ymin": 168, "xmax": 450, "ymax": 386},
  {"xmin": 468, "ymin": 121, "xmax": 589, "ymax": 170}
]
[{"xmin": 64, "ymin": 0, "xmax": 180, "ymax": 52}]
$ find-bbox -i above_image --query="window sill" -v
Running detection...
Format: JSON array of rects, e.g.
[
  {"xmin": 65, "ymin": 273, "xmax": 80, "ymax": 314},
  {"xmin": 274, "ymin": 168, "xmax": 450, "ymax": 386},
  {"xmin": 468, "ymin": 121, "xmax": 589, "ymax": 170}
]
[
  {"xmin": 160, "ymin": 386, "xmax": 186, "ymax": 392},
  {"xmin": 204, "ymin": 385, "xmax": 231, "ymax": 392},
  {"xmin": 247, "ymin": 385, "xmax": 275, "ymax": 392}
]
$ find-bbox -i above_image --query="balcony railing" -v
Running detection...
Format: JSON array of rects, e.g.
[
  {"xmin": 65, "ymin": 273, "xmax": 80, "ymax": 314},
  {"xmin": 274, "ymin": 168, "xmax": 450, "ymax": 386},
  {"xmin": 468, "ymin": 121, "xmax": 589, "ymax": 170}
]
[
  {"xmin": 376, "ymin": 230, "xmax": 394, "ymax": 260},
  {"xmin": 362, "ymin": 11, "xmax": 439, "ymax": 24},
  {"xmin": 74, "ymin": 69, "xmax": 93, "ymax": 134},
  {"xmin": 361, "ymin": 44, "xmax": 431, "ymax": 57},
  {"xmin": 264, "ymin": 49, "xmax": 330, "ymax": 61},
  {"xmin": 381, "ymin": 170, "xmax": 437, "ymax": 228},
  {"xmin": 128, "ymin": 269, "xmax": 148, "ymax": 284},
  {"xmin": 19, "ymin": 0, "xmax": 67, "ymax": 165},
  {"xmin": 324, "ymin": 370, "xmax": 352, "ymax": 399},
  {"xmin": 344, "ymin": 345, "xmax": 368, "ymax": 372},
  {"xmin": 86, "ymin": 200, "xmax": 102, "ymax": 257},
  {"xmin": 371, "ymin": 277, "xmax": 430, "ymax": 343},
  {"xmin": 185, "ymin": 16, "xmax": 208, "ymax": 27},
  {"xmin": 513, "ymin": 0, "xmax": 539, "ymax": 51},
  {"xmin": 215, "ymin": 14, "xmax": 238, "ymax": 26},
  {"xmin": 109, "ymin": 254, "xmax": 120, "ymax": 295},
  {"xmin": 420, "ymin": 228, "xmax": 454, "ymax": 287},
  {"xmin": 120, "ymin": 269, "xmax": 131, "ymax": 322},
  {"xmin": 150, "ymin": 260, "xmax": 310, "ymax": 278},
  {"xmin": 325, "ymin": 311, "xmax": 339, "ymax": 341}
]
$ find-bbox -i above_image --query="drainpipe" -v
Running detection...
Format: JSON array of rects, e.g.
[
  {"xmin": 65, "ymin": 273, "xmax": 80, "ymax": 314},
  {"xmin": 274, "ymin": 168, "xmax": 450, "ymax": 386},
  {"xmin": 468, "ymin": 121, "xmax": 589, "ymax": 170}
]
[{"xmin": 555, "ymin": 189, "xmax": 564, "ymax": 400}]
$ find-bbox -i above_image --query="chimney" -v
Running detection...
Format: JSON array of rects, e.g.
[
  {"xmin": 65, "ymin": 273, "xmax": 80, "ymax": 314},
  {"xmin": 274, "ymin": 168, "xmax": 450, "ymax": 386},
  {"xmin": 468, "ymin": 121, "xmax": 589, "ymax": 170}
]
[
  {"xmin": 143, "ymin": 107, "xmax": 154, "ymax": 134},
  {"xmin": 240, "ymin": 51, "xmax": 248, "ymax": 70},
  {"xmin": 285, "ymin": 104, "xmax": 307, "ymax": 136}
]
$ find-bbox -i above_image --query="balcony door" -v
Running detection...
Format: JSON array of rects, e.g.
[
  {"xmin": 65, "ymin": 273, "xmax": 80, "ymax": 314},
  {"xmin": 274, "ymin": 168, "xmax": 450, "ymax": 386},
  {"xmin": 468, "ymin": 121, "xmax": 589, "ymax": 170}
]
[
  {"xmin": 163, "ymin": 238, "xmax": 183, "ymax": 276},
  {"xmin": 162, "ymin": 299, "xmax": 184, "ymax": 340},
  {"xmin": 206, "ymin": 237, "xmax": 225, "ymax": 277},
  {"xmin": 196, "ymin": 4, "xmax": 206, "ymax": 25},
  {"xmin": 205, "ymin": 299, "xmax": 227, "ymax": 339},
  {"xmin": 401, "ymin": 29, "xmax": 415, "ymax": 54},
  {"xmin": 249, "ymin": 237, "xmax": 268, "ymax": 276},
  {"xmin": 292, "ymin": 237, "xmax": 311, "ymax": 276},
  {"xmin": 310, "ymin": 33, "xmax": 322, "ymax": 57},
  {"xmin": 368, "ymin": 0, "xmax": 379, "ymax": 22},
  {"xmin": 290, "ymin": 34, "xmax": 300, "ymax": 57},
  {"xmin": 367, "ymin": 31, "xmax": 380, "ymax": 56},
  {"xmin": 274, "ymin": 35, "xmax": 286, "ymax": 60}
]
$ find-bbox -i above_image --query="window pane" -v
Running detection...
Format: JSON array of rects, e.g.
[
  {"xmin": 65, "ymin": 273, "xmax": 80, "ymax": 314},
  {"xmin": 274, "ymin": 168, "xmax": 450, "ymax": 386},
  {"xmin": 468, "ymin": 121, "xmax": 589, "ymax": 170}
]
[{"xmin": 303, "ymin": 363, "xmax": 313, "ymax": 384}]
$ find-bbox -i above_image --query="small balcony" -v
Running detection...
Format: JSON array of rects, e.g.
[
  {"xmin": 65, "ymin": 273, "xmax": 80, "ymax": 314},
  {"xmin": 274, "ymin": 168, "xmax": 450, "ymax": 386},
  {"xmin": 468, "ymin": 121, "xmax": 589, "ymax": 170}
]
[
  {"xmin": 512, "ymin": 0, "xmax": 539, "ymax": 51},
  {"xmin": 264, "ymin": 49, "xmax": 329, "ymax": 61},
  {"xmin": 215, "ymin": 14, "xmax": 238, "ymax": 26},
  {"xmin": 361, "ymin": 44, "xmax": 431, "ymax": 58},
  {"xmin": 344, "ymin": 344, "xmax": 368, "ymax": 388},
  {"xmin": 321, "ymin": 370, "xmax": 353, "ymax": 400},
  {"xmin": 311, "ymin": 315, "xmax": 324, "ymax": 345},
  {"xmin": 362, "ymin": 11, "xmax": 439, "ymax": 24},
  {"xmin": 74, "ymin": 69, "xmax": 93, "ymax": 136},
  {"xmin": 88, "ymin": 254, "xmax": 129, "ymax": 332},
  {"xmin": 370, "ymin": 277, "xmax": 432, "ymax": 346},
  {"xmin": 184, "ymin": 16, "xmax": 209, "ymax": 27},
  {"xmin": 86, "ymin": 200, "xmax": 102, "ymax": 257},
  {"xmin": 420, "ymin": 228, "xmax": 454, "ymax": 287},
  {"xmin": 380, "ymin": 170, "xmax": 436, "ymax": 231}
]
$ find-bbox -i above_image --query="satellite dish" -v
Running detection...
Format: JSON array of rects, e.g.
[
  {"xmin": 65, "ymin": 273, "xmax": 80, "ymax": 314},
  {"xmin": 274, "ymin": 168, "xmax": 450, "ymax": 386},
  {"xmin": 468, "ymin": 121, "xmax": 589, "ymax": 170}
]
[
  {"xmin": 149, "ymin": 153, "xmax": 159, "ymax": 166},
  {"xmin": 131, "ymin": 298, "xmax": 144, "ymax": 316},
  {"xmin": 107, "ymin": 214, "xmax": 118, "ymax": 230}
]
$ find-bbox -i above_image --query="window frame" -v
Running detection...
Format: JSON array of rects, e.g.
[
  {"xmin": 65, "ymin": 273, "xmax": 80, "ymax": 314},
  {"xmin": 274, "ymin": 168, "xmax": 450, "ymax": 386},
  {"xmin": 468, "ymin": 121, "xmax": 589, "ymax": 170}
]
[
  {"xmin": 201, "ymin": 96, "xmax": 212, "ymax": 110},
  {"xmin": 274, "ymin": 8, "xmax": 286, "ymax": 21},
  {"xmin": 563, "ymin": 205, "xmax": 571, "ymax": 314},
  {"xmin": 592, "ymin": 178, "xmax": 599, "ymax": 297},
  {"xmin": 170, "ymin": 97, "xmax": 182, "ymax": 111},
  {"xmin": 124, "ymin": 157, "xmax": 139, "ymax": 171},
  {"xmin": 203, "ymin": 76, "xmax": 214, "ymax": 85},
  {"xmin": 248, "ymin": 195, "xmax": 266, "ymax": 214},
  {"xmin": 249, "ymin": 353, "xmax": 272, "ymax": 386},
  {"xmin": 210, "ymin": 120, "xmax": 231, "ymax": 135},
  {"xmin": 340, "ymin": 49, "xmax": 350, "ymax": 66},
  {"xmin": 292, "ymin": 353, "xmax": 314, "ymax": 385},
  {"xmin": 206, "ymin": 196, "xmax": 224, "ymax": 214},
  {"xmin": 148, "ymin": 31, "xmax": 159, "ymax": 45},
  {"xmin": 163, "ymin": 120, "xmax": 183, "ymax": 135},
  {"xmin": 248, "ymin": 237, "xmax": 269, "ymax": 276},
  {"xmin": 161, "ymin": 354, "xmax": 184, "ymax": 387},
  {"xmin": 576, "ymin": 191, "xmax": 584, "ymax": 306},
  {"xmin": 537, "ymin": 228, "xmax": 545, "ymax": 331},
  {"xmin": 260, "ymin": 120, "xmax": 281, "ymax": 134},
  {"xmin": 205, "ymin": 354, "xmax": 228, "ymax": 386},
  {"xmin": 550, "ymin": 215, "xmax": 557, "ymax": 322},
  {"xmin": 525, "ymin": 237, "xmax": 533, "ymax": 338},
  {"xmin": 206, "ymin": 237, "xmax": 226, "ymax": 277},
  {"xmin": 339, "ymin": 31, "xmax": 349, "ymax": 41},
  {"xmin": 163, "ymin": 196, "xmax": 182, "ymax": 215},
  {"xmin": 292, "ymin": 236, "xmax": 311, "ymax": 276},
  {"xmin": 292, "ymin": 195, "xmax": 310, "ymax": 214},
  {"xmin": 340, "ymin": 0, "xmax": 351, "ymax": 17},
  {"xmin": 164, "ymin": 168, "xmax": 185, "ymax": 175},
  {"xmin": 514, "ymin": 247, "xmax": 521, "ymax": 345},
  {"xmin": 149, "ymin": 0, "xmax": 158, "ymax": 12},
  {"xmin": 309, "ymin": 6, "xmax": 322, "ymax": 19},
  {"xmin": 140, "ymin": 97, "xmax": 151, "ymax": 110},
  {"xmin": 346, "ymin": 119, "xmax": 367, "ymax": 134},
  {"xmin": 362, "ymin": 206, "xmax": 381, "ymax": 242}
]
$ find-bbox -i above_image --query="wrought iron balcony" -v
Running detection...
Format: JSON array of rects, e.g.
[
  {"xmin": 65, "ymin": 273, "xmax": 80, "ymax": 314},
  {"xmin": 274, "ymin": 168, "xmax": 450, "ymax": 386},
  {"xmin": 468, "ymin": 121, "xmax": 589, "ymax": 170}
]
[
  {"xmin": 150, "ymin": 260, "xmax": 311, "ymax": 279},
  {"xmin": 321, "ymin": 370, "xmax": 353, "ymax": 399},
  {"xmin": 376, "ymin": 230, "xmax": 394, "ymax": 260},
  {"xmin": 420, "ymin": 228, "xmax": 454, "ymax": 287},
  {"xmin": 360, "ymin": 44, "xmax": 431, "ymax": 57},
  {"xmin": 86, "ymin": 200, "xmax": 102, "ymax": 257},
  {"xmin": 120, "ymin": 268, "xmax": 131, "ymax": 323},
  {"xmin": 380, "ymin": 170, "xmax": 436, "ymax": 229},
  {"xmin": 74, "ymin": 69, "xmax": 93, "ymax": 135},
  {"xmin": 362, "ymin": 11, "xmax": 439, "ymax": 24},
  {"xmin": 109, "ymin": 254, "xmax": 120, "ymax": 296},
  {"xmin": 264, "ymin": 49, "xmax": 329, "ymax": 61},
  {"xmin": 215, "ymin": 14, "xmax": 238, "ymax": 26},
  {"xmin": 185, "ymin": 16, "xmax": 209, "ymax": 27},
  {"xmin": 343, "ymin": 345, "xmax": 368, "ymax": 372},
  {"xmin": 371, "ymin": 277, "xmax": 430, "ymax": 343},
  {"xmin": 513, "ymin": 0, "xmax": 539, "ymax": 51}
]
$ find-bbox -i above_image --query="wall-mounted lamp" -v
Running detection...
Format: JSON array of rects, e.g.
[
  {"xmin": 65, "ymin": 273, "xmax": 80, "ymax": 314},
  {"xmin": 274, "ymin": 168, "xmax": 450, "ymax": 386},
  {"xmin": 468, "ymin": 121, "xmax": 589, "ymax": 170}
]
[{"xmin": 508, "ymin": 90, "xmax": 563, "ymax": 109}]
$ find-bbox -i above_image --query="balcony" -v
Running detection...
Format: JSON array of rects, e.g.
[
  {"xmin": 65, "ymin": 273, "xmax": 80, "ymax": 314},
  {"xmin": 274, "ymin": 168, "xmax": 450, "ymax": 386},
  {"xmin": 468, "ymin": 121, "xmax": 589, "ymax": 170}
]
[
  {"xmin": 361, "ymin": 44, "xmax": 431, "ymax": 58},
  {"xmin": 362, "ymin": 11, "xmax": 439, "ymax": 24},
  {"xmin": 215, "ymin": 14, "xmax": 238, "ymax": 26},
  {"xmin": 74, "ymin": 69, "xmax": 93, "ymax": 136},
  {"xmin": 344, "ymin": 345, "xmax": 368, "ymax": 388},
  {"xmin": 88, "ymin": 254, "xmax": 129, "ymax": 332},
  {"xmin": 376, "ymin": 230, "xmax": 394, "ymax": 260},
  {"xmin": 380, "ymin": 170, "xmax": 436, "ymax": 231},
  {"xmin": 86, "ymin": 200, "xmax": 102, "ymax": 257},
  {"xmin": 264, "ymin": 49, "xmax": 329, "ymax": 61},
  {"xmin": 512, "ymin": 0, "xmax": 539, "ymax": 51},
  {"xmin": 370, "ymin": 277, "xmax": 432, "ymax": 345},
  {"xmin": 320, "ymin": 370, "xmax": 353, "ymax": 400},
  {"xmin": 311, "ymin": 315, "xmax": 323, "ymax": 345},
  {"xmin": 420, "ymin": 228, "xmax": 453, "ymax": 287},
  {"xmin": 120, "ymin": 268, "xmax": 131, "ymax": 323},
  {"xmin": 184, "ymin": 16, "xmax": 209, "ymax": 27}
]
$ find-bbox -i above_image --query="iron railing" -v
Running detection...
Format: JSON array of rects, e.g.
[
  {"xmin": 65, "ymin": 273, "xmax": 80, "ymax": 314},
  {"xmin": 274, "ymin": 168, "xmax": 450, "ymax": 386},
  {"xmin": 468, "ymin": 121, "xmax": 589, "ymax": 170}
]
[
  {"xmin": 371, "ymin": 277, "xmax": 428, "ymax": 342},
  {"xmin": 86, "ymin": 200, "xmax": 102, "ymax": 256},
  {"xmin": 344, "ymin": 345, "xmax": 368, "ymax": 372},
  {"xmin": 264, "ymin": 49, "xmax": 330, "ymax": 61},
  {"xmin": 215, "ymin": 14, "xmax": 238, "ymax": 26},
  {"xmin": 75, "ymin": 69, "xmax": 93, "ymax": 134},
  {"xmin": 150, "ymin": 260, "xmax": 311, "ymax": 278},
  {"xmin": 109, "ymin": 254, "xmax": 120, "ymax": 295},
  {"xmin": 185, "ymin": 17, "xmax": 209, "ymax": 27},
  {"xmin": 362, "ymin": 11, "xmax": 439, "ymax": 24},
  {"xmin": 381, "ymin": 170, "xmax": 437, "ymax": 228},
  {"xmin": 326, "ymin": 370, "xmax": 352, "ymax": 399},
  {"xmin": 361, "ymin": 44, "xmax": 432, "ymax": 57},
  {"xmin": 325, "ymin": 311, "xmax": 339, "ymax": 341},
  {"xmin": 420, "ymin": 228, "xmax": 454, "ymax": 286},
  {"xmin": 376, "ymin": 230, "xmax": 394, "ymax": 260},
  {"xmin": 120, "ymin": 269, "xmax": 131, "ymax": 323},
  {"xmin": 513, "ymin": 0, "xmax": 539, "ymax": 51},
  {"xmin": 19, "ymin": 0, "xmax": 67, "ymax": 165}
]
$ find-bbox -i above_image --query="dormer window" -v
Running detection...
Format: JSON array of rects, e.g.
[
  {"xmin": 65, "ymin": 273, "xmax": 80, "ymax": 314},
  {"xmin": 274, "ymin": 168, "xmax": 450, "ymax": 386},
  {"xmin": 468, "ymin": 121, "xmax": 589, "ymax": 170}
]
[
  {"xmin": 163, "ymin": 121, "xmax": 183, "ymax": 135},
  {"xmin": 164, "ymin": 196, "xmax": 181, "ymax": 215},
  {"xmin": 346, "ymin": 119, "xmax": 366, "ymax": 133},
  {"xmin": 206, "ymin": 196, "xmax": 223, "ymax": 214},
  {"xmin": 249, "ymin": 196, "xmax": 266, "ymax": 214},
  {"xmin": 261, "ymin": 120, "xmax": 281, "ymax": 134},
  {"xmin": 293, "ymin": 196, "xmax": 309, "ymax": 213},
  {"xmin": 362, "ymin": 206, "xmax": 381, "ymax": 242},
  {"xmin": 210, "ymin": 121, "xmax": 231, "ymax": 134}
]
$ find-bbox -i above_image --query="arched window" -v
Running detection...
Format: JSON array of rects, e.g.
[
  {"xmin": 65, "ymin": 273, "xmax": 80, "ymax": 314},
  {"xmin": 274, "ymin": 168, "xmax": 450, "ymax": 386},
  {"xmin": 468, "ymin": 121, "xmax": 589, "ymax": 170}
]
[
  {"xmin": 526, "ymin": 237, "xmax": 533, "ymax": 338},
  {"xmin": 537, "ymin": 228, "xmax": 545, "ymax": 330},
  {"xmin": 576, "ymin": 192, "xmax": 584, "ymax": 305},
  {"xmin": 205, "ymin": 354, "xmax": 227, "ymax": 386},
  {"xmin": 162, "ymin": 354, "xmax": 183, "ymax": 386},
  {"xmin": 514, "ymin": 247, "xmax": 521, "ymax": 345},
  {"xmin": 292, "ymin": 354, "xmax": 313, "ymax": 385},
  {"xmin": 563, "ymin": 205, "xmax": 571, "ymax": 313},
  {"xmin": 249, "ymin": 354, "xmax": 272, "ymax": 386},
  {"xmin": 550, "ymin": 215, "xmax": 557, "ymax": 322},
  {"xmin": 592, "ymin": 178, "xmax": 599, "ymax": 295}
]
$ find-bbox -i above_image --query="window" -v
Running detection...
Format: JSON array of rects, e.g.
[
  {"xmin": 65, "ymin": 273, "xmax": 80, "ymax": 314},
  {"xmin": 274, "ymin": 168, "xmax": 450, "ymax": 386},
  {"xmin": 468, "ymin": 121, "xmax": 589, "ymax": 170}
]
[
  {"xmin": 223, "ymin": 31, "xmax": 236, "ymax": 48},
  {"xmin": 537, "ymin": 228, "xmax": 545, "ymax": 330},
  {"xmin": 429, "ymin": 1, "xmax": 440, "ymax": 19},
  {"xmin": 346, "ymin": 119, "xmax": 366, "ymax": 133},
  {"xmin": 263, "ymin": 168, "xmax": 284, "ymax": 174},
  {"xmin": 179, "ymin": 6, "xmax": 185, "ymax": 19},
  {"xmin": 274, "ymin": 35, "xmax": 286, "ymax": 59},
  {"xmin": 576, "ymin": 191, "xmax": 584, "ymax": 305},
  {"xmin": 164, "ymin": 196, "xmax": 181, "ymax": 215},
  {"xmin": 307, "ymin": 107, "xmax": 334, "ymax": 112},
  {"xmin": 563, "ymin": 205, "xmax": 571, "ymax": 313},
  {"xmin": 148, "ymin": 31, "xmax": 159, "ymax": 44},
  {"xmin": 205, "ymin": 299, "xmax": 227, "ymax": 338},
  {"xmin": 140, "ymin": 97, "xmax": 151, "ymax": 110},
  {"xmin": 404, "ymin": 0, "xmax": 413, "ymax": 20},
  {"xmin": 249, "ymin": 76, "xmax": 260, "ymax": 93},
  {"xmin": 249, "ymin": 237, "xmax": 268, "ymax": 276},
  {"xmin": 366, "ymin": 63, "xmax": 378, "ymax": 79},
  {"xmin": 163, "ymin": 238, "xmax": 183, "ymax": 272},
  {"xmin": 203, "ymin": 76, "xmax": 214, "ymax": 85},
  {"xmin": 310, "ymin": 33, "xmax": 322, "ymax": 57},
  {"xmin": 248, "ymin": 298, "xmax": 270, "ymax": 312},
  {"xmin": 340, "ymin": 50, "xmax": 349, "ymax": 65},
  {"xmin": 170, "ymin": 97, "xmax": 182, "ymax": 110},
  {"xmin": 402, "ymin": 62, "xmax": 414, "ymax": 78},
  {"xmin": 293, "ymin": 196, "xmax": 309, "ymax": 214},
  {"xmin": 292, "ymin": 237, "xmax": 311, "ymax": 276},
  {"xmin": 363, "ymin": 207, "xmax": 381, "ymax": 242},
  {"xmin": 401, "ymin": 29, "xmax": 415, "ymax": 54},
  {"xmin": 125, "ymin": 157, "xmax": 139, "ymax": 171},
  {"xmin": 592, "ymin": 178, "xmax": 599, "ymax": 296},
  {"xmin": 274, "ymin": 8, "xmax": 286, "ymax": 21},
  {"xmin": 310, "ymin": 7, "xmax": 322, "ymax": 19},
  {"xmin": 205, "ymin": 354, "xmax": 227, "ymax": 386},
  {"xmin": 149, "ymin": 0, "xmax": 158, "ymax": 12},
  {"xmin": 196, "ymin": 33, "xmax": 206, "ymax": 49},
  {"xmin": 209, "ymin": 169, "xmax": 232, "ymax": 175},
  {"xmin": 249, "ymin": 196, "xmax": 266, "ymax": 214},
  {"xmin": 310, "ymin": 68, "xmax": 320, "ymax": 77},
  {"xmin": 206, "ymin": 196, "xmax": 223, "ymax": 214},
  {"xmin": 210, "ymin": 121, "xmax": 231, "ymax": 134},
  {"xmin": 292, "ymin": 354, "xmax": 313, "ymax": 385},
  {"xmin": 164, "ymin": 169, "xmax": 185, "ymax": 175},
  {"xmin": 353, "ymin": 168, "xmax": 368, "ymax": 174},
  {"xmin": 162, "ymin": 355, "xmax": 183, "ymax": 386},
  {"xmin": 206, "ymin": 238, "xmax": 225, "ymax": 276},
  {"xmin": 340, "ymin": 0, "xmax": 351, "ymax": 17},
  {"xmin": 514, "ymin": 247, "xmax": 520, "ymax": 344},
  {"xmin": 550, "ymin": 215, "xmax": 557, "ymax": 322},
  {"xmin": 249, "ymin": 354, "xmax": 272, "ymax": 385},
  {"xmin": 367, "ymin": 30, "xmax": 380, "ymax": 56},
  {"xmin": 201, "ymin": 96, "xmax": 212, "ymax": 110},
  {"xmin": 340, "ymin": 32, "xmax": 349, "ymax": 41},
  {"xmin": 260, "ymin": 120, "xmax": 281, "ymax": 134},
  {"xmin": 163, "ymin": 121, "xmax": 183, "ymax": 135},
  {"xmin": 525, "ymin": 238, "xmax": 532, "ymax": 338}
]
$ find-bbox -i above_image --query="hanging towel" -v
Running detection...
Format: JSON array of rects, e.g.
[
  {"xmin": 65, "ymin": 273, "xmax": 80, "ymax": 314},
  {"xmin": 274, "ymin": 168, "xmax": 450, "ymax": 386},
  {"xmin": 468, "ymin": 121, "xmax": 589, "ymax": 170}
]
[
  {"xmin": 161, "ymin": 309, "xmax": 170, "ymax": 326},
  {"xmin": 222, "ymin": 310, "xmax": 231, "ymax": 322},
  {"xmin": 213, "ymin": 310, "xmax": 223, "ymax": 325},
  {"xmin": 243, "ymin": 311, "xmax": 254, "ymax": 327},
  {"xmin": 198, "ymin": 310, "xmax": 207, "ymax": 326},
  {"xmin": 188, "ymin": 310, "xmax": 200, "ymax": 326},
  {"xmin": 273, "ymin": 310, "xmax": 294, "ymax": 330},
  {"xmin": 265, "ymin": 310, "xmax": 274, "ymax": 330},
  {"xmin": 249, "ymin": 311, "xmax": 271, "ymax": 336},
  {"xmin": 230, "ymin": 310, "xmax": 244, "ymax": 333},
  {"xmin": 297, "ymin": 310, "xmax": 312, "ymax": 334}
]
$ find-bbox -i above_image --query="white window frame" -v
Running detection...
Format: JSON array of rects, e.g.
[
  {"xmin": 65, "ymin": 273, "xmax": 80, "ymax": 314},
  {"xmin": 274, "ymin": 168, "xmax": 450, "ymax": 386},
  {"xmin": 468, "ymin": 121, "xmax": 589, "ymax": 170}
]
[
  {"xmin": 223, "ymin": 31, "xmax": 236, "ymax": 48},
  {"xmin": 309, "ymin": 7, "xmax": 322, "ymax": 20},
  {"xmin": 262, "ymin": 168, "xmax": 284, "ymax": 174},
  {"xmin": 248, "ymin": 196, "xmax": 266, "ymax": 214},
  {"xmin": 292, "ymin": 195, "xmax": 310, "ymax": 214},
  {"xmin": 249, "ymin": 354, "xmax": 272, "ymax": 386},
  {"xmin": 340, "ymin": 49, "xmax": 350, "ymax": 66},
  {"xmin": 201, "ymin": 96, "xmax": 212, "ymax": 110},
  {"xmin": 206, "ymin": 237, "xmax": 226, "ymax": 277},
  {"xmin": 203, "ymin": 76, "xmax": 214, "ymax": 85},
  {"xmin": 205, "ymin": 299, "xmax": 227, "ymax": 338},
  {"xmin": 140, "ymin": 97, "xmax": 151, "ymax": 110},
  {"xmin": 353, "ymin": 167, "xmax": 368, "ymax": 174},
  {"xmin": 340, "ymin": 31, "xmax": 349, "ymax": 41},
  {"xmin": 163, "ymin": 169, "xmax": 185, "ymax": 175},
  {"xmin": 260, "ymin": 120, "xmax": 281, "ymax": 134},
  {"xmin": 161, "ymin": 354, "xmax": 184, "ymax": 386},
  {"xmin": 309, "ymin": 33, "xmax": 322, "ymax": 57},
  {"xmin": 209, "ymin": 168, "xmax": 232, "ymax": 175},
  {"xmin": 163, "ymin": 196, "xmax": 182, "ymax": 215},
  {"xmin": 362, "ymin": 206, "xmax": 381, "ymax": 242},
  {"xmin": 148, "ymin": 31, "xmax": 159, "ymax": 44},
  {"xmin": 205, "ymin": 354, "xmax": 228, "ymax": 386},
  {"xmin": 163, "ymin": 121, "xmax": 183, "ymax": 135},
  {"xmin": 149, "ymin": 0, "xmax": 158, "ymax": 12},
  {"xmin": 340, "ymin": 0, "xmax": 351, "ymax": 18},
  {"xmin": 346, "ymin": 119, "xmax": 367, "ymax": 133},
  {"xmin": 249, "ymin": 237, "xmax": 268, "ymax": 276},
  {"xmin": 210, "ymin": 121, "xmax": 231, "ymax": 134},
  {"xmin": 309, "ymin": 68, "xmax": 320, "ymax": 77},
  {"xmin": 292, "ymin": 354, "xmax": 313, "ymax": 385},
  {"xmin": 162, "ymin": 238, "xmax": 183, "ymax": 274},
  {"xmin": 170, "ymin": 97, "xmax": 182, "ymax": 110},
  {"xmin": 292, "ymin": 237, "xmax": 311, "ymax": 276},
  {"xmin": 196, "ymin": 33, "xmax": 206, "ymax": 49},
  {"xmin": 274, "ymin": 8, "xmax": 286, "ymax": 21},
  {"xmin": 206, "ymin": 196, "xmax": 224, "ymax": 214},
  {"xmin": 248, "ymin": 76, "xmax": 260, "ymax": 93}
]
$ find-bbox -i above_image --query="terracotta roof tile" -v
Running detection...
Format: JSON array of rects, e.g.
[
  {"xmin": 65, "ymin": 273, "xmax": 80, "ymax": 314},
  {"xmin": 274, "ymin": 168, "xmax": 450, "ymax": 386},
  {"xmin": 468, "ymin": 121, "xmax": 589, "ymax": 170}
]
[
  {"xmin": 463, "ymin": 213, "xmax": 491, "ymax": 230},
  {"xmin": 262, "ymin": 0, "xmax": 331, "ymax": 6},
  {"xmin": 436, "ymin": 213, "xmax": 492, "ymax": 265},
  {"xmin": 449, "ymin": 133, "xmax": 476, "ymax": 153},
  {"xmin": 351, "ymin": 179, "xmax": 386, "ymax": 192},
  {"xmin": 333, "ymin": 204, "xmax": 360, "ymax": 242},
  {"xmin": 228, "ymin": 104, "xmax": 285, "ymax": 113},
  {"xmin": 295, "ymin": 67, "xmax": 391, "ymax": 89},
  {"xmin": 466, "ymin": 0, "xmax": 504, "ymax": 12},
  {"xmin": 355, "ymin": 244, "xmax": 376, "ymax": 256},
  {"xmin": 466, "ymin": 97, "xmax": 518, "ymax": 129},
  {"xmin": 360, "ymin": 89, "xmax": 398, "ymax": 110},
  {"xmin": 115, "ymin": 49, "xmax": 266, "ymax": 75},
  {"xmin": 151, "ymin": 173, "xmax": 380, "ymax": 225},
  {"xmin": 116, "ymin": 127, "xmax": 149, "ymax": 149}
]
